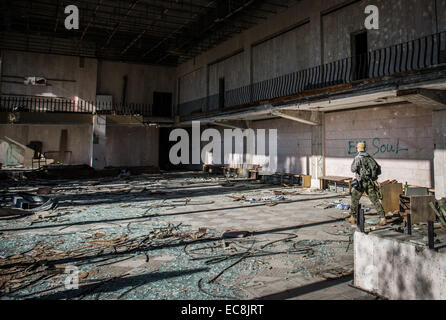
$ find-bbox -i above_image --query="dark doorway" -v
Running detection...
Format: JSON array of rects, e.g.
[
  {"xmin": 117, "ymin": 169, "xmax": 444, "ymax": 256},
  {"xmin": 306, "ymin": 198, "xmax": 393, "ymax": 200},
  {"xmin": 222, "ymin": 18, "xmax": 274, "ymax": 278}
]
[
  {"xmin": 121, "ymin": 76, "xmax": 128, "ymax": 105},
  {"xmin": 351, "ymin": 31, "xmax": 369, "ymax": 80},
  {"xmin": 153, "ymin": 92, "xmax": 172, "ymax": 117},
  {"xmin": 159, "ymin": 127, "xmax": 175, "ymax": 171},
  {"xmin": 219, "ymin": 77, "xmax": 225, "ymax": 109}
]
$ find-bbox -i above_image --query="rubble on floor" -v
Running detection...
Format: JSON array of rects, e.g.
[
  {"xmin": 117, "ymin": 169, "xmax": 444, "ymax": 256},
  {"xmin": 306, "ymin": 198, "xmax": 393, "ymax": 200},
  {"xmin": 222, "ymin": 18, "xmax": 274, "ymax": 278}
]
[
  {"xmin": 431, "ymin": 200, "xmax": 446, "ymax": 227},
  {"xmin": 0, "ymin": 172, "xmax": 392, "ymax": 300}
]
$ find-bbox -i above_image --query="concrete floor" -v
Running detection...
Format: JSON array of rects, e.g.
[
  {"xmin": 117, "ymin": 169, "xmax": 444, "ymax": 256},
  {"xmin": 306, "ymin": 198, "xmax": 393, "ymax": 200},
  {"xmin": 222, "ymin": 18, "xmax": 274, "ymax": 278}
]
[{"xmin": 0, "ymin": 172, "xmax": 378, "ymax": 300}]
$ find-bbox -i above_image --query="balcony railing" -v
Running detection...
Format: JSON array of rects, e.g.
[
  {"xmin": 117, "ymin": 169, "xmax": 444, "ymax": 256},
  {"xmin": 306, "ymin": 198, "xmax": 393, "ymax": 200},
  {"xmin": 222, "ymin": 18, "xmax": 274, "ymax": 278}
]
[
  {"xmin": 178, "ymin": 31, "xmax": 446, "ymax": 116},
  {"xmin": 0, "ymin": 96, "xmax": 153, "ymax": 116}
]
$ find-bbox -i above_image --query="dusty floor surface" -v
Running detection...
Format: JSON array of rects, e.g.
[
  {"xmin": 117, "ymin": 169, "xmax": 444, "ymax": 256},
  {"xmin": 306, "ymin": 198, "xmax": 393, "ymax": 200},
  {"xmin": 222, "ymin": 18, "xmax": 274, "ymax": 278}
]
[{"xmin": 0, "ymin": 172, "xmax": 384, "ymax": 300}]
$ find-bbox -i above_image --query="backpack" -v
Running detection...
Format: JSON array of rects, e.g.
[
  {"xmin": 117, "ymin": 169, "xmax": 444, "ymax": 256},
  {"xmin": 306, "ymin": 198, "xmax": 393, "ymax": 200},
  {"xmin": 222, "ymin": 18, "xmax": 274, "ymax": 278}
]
[{"xmin": 359, "ymin": 156, "xmax": 382, "ymax": 181}]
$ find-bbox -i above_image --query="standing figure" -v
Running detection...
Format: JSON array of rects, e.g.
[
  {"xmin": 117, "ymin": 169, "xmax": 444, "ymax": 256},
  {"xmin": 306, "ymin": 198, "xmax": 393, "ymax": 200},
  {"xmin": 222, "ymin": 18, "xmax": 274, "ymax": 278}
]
[{"xmin": 347, "ymin": 142, "xmax": 387, "ymax": 226}]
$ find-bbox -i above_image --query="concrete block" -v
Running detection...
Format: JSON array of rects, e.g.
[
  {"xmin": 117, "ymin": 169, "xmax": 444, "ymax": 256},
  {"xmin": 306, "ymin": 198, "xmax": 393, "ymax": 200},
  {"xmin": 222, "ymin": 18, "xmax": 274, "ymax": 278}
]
[
  {"xmin": 414, "ymin": 247, "xmax": 441, "ymax": 300},
  {"xmin": 391, "ymin": 240, "xmax": 417, "ymax": 300},
  {"xmin": 373, "ymin": 236, "xmax": 395, "ymax": 298},
  {"xmin": 354, "ymin": 232, "xmax": 376, "ymax": 292},
  {"xmin": 438, "ymin": 251, "xmax": 446, "ymax": 300},
  {"xmin": 355, "ymin": 231, "xmax": 446, "ymax": 300}
]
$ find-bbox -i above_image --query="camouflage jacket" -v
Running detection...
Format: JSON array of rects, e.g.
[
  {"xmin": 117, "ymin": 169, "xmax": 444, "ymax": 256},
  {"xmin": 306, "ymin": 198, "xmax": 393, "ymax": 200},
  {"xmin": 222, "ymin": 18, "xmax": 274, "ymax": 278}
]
[{"xmin": 351, "ymin": 152, "xmax": 371, "ymax": 182}]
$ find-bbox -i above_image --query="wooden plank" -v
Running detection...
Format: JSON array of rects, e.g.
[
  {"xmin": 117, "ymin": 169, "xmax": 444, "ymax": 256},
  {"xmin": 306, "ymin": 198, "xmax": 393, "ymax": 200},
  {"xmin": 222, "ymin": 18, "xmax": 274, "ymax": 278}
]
[
  {"xmin": 410, "ymin": 195, "xmax": 436, "ymax": 224},
  {"xmin": 381, "ymin": 183, "xmax": 403, "ymax": 214},
  {"xmin": 320, "ymin": 176, "xmax": 352, "ymax": 182},
  {"xmin": 302, "ymin": 175, "xmax": 312, "ymax": 188}
]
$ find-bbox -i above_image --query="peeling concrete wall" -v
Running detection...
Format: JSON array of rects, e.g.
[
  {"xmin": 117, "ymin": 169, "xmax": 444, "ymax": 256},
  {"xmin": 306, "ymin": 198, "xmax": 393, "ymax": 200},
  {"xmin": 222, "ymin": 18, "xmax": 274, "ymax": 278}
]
[
  {"xmin": 322, "ymin": 0, "xmax": 437, "ymax": 63},
  {"xmin": 433, "ymin": 109, "xmax": 446, "ymax": 198},
  {"xmin": 439, "ymin": 0, "xmax": 446, "ymax": 32},
  {"xmin": 252, "ymin": 22, "xmax": 310, "ymax": 83},
  {"xmin": 0, "ymin": 115, "xmax": 160, "ymax": 168},
  {"xmin": 176, "ymin": 0, "xmax": 318, "ymax": 110},
  {"xmin": 178, "ymin": 67, "xmax": 207, "ymax": 105},
  {"xmin": 325, "ymin": 104, "xmax": 434, "ymax": 188},
  {"xmin": 1, "ymin": 50, "xmax": 97, "ymax": 101},
  {"xmin": 0, "ymin": 51, "xmax": 176, "ymax": 108},
  {"xmin": 199, "ymin": 119, "xmax": 312, "ymax": 174},
  {"xmin": 97, "ymin": 60, "xmax": 176, "ymax": 105},
  {"xmin": 250, "ymin": 119, "xmax": 312, "ymax": 174},
  {"xmin": 195, "ymin": 103, "xmax": 435, "ymax": 186},
  {"xmin": 0, "ymin": 124, "xmax": 92, "ymax": 165},
  {"xmin": 175, "ymin": 0, "xmax": 440, "ymax": 111},
  {"xmin": 354, "ymin": 231, "xmax": 446, "ymax": 300},
  {"xmin": 209, "ymin": 50, "xmax": 248, "ymax": 95}
]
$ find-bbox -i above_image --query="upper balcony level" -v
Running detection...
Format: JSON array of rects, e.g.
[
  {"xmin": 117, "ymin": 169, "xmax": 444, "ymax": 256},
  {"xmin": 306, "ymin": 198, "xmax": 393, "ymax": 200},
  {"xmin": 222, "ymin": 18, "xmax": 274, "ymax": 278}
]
[
  {"xmin": 3, "ymin": 30, "xmax": 445, "ymax": 124},
  {"xmin": 0, "ymin": 96, "xmax": 174, "ymax": 125},
  {"xmin": 177, "ymin": 30, "xmax": 446, "ymax": 122},
  {"xmin": 2, "ymin": 0, "xmax": 446, "ymax": 124}
]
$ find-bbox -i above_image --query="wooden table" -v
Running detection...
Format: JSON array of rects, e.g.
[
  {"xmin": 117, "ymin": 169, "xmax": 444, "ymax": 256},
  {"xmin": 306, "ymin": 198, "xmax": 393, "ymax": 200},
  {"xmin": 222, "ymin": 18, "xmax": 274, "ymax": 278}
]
[{"xmin": 319, "ymin": 176, "xmax": 353, "ymax": 193}]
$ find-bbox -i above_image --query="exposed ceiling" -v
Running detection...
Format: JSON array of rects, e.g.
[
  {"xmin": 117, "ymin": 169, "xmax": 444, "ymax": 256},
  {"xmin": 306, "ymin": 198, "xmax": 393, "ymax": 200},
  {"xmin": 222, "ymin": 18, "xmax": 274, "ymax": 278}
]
[{"xmin": 1, "ymin": 0, "xmax": 300, "ymax": 66}]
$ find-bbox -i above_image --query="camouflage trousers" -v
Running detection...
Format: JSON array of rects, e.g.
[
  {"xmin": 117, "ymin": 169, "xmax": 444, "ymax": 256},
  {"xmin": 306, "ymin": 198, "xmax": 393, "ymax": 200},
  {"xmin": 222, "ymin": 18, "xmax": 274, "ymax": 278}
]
[{"xmin": 350, "ymin": 181, "xmax": 385, "ymax": 218}]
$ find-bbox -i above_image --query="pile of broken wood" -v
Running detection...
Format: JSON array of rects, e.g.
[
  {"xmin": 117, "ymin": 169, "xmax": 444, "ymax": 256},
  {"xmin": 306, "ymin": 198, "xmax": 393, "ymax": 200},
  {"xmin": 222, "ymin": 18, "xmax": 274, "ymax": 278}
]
[{"xmin": 430, "ymin": 200, "xmax": 446, "ymax": 228}]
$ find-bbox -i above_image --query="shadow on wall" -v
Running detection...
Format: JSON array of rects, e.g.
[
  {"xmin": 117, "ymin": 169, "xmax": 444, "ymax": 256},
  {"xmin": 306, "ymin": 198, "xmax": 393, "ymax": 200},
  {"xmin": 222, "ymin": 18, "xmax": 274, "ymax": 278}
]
[{"xmin": 377, "ymin": 237, "xmax": 439, "ymax": 300}]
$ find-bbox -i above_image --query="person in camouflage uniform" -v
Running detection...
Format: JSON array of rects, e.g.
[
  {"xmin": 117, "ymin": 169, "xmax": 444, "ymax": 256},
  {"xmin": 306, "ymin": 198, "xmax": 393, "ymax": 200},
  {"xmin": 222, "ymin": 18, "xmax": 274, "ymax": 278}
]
[{"xmin": 347, "ymin": 142, "xmax": 387, "ymax": 226}]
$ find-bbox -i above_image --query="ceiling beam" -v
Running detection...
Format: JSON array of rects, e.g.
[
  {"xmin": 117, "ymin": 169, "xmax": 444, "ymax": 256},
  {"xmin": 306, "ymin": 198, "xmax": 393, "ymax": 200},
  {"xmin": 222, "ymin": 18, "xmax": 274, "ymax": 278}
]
[
  {"xmin": 271, "ymin": 110, "xmax": 322, "ymax": 126},
  {"xmin": 398, "ymin": 89, "xmax": 446, "ymax": 110},
  {"xmin": 212, "ymin": 120, "xmax": 248, "ymax": 130},
  {"xmin": 4, "ymin": 0, "xmax": 294, "ymax": 66},
  {"xmin": 53, "ymin": 0, "xmax": 60, "ymax": 33},
  {"xmin": 140, "ymin": 0, "xmax": 218, "ymax": 59},
  {"xmin": 101, "ymin": 0, "xmax": 140, "ymax": 50},
  {"xmin": 155, "ymin": 0, "xmax": 257, "ymax": 63},
  {"xmin": 80, "ymin": 0, "xmax": 104, "ymax": 42}
]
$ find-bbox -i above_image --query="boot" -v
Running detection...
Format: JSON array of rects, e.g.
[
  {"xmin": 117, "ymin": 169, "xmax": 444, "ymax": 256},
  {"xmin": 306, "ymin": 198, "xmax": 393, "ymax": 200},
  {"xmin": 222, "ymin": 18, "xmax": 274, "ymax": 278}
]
[
  {"xmin": 346, "ymin": 216, "xmax": 357, "ymax": 224},
  {"xmin": 378, "ymin": 218, "xmax": 387, "ymax": 226}
]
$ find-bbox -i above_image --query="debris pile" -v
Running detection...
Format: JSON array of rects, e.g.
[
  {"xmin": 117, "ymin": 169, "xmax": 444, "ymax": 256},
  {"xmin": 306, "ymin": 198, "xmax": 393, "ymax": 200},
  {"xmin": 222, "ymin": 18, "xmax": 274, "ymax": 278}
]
[
  {"xmin": 0, "ymin": 172, "xmax": 378, "ymax": 300},
  {"xmin": 0, "ymin": 192, "xmax": 58, "ymax": 218},
  {"xmin": 430, "ymin": 200, "xmax": 446, "ymax": 228},
  {"xmin": 226, "ymin": 192, "xmax": 290, "ymax": 206},
  {"xmin": 0, "ymin": 223, "xmax": 212, "ymax": 298}
]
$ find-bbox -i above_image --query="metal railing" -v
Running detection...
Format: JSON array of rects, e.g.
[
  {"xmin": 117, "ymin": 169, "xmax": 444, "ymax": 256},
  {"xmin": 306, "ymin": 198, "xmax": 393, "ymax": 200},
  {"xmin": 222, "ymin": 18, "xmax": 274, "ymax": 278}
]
[
  {"xmin": 179, "ymin": 31, "xmax": 446, "ymax": 116},
  {"xmin": 2, "ymin": 32, "xmax": 445, "ymax": 118},
  {"xmin": 0, "ymin": 96, "xmax": 153, "ymax": 116}
]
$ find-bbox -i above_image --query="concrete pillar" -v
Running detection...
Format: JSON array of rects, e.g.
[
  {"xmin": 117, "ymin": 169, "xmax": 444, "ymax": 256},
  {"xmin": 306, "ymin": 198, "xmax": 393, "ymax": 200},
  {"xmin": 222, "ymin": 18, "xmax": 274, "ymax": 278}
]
[
  {"xmin": 310, "ymin": 113, "xmax": 324, "ymax": 188},
  {"xmin": 91, "ymin": 115, "xmax": 107, "ymax": 169},
  {"xmin": 433, "ymin": 110, "xmax": 446, "ymax": 199}
]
